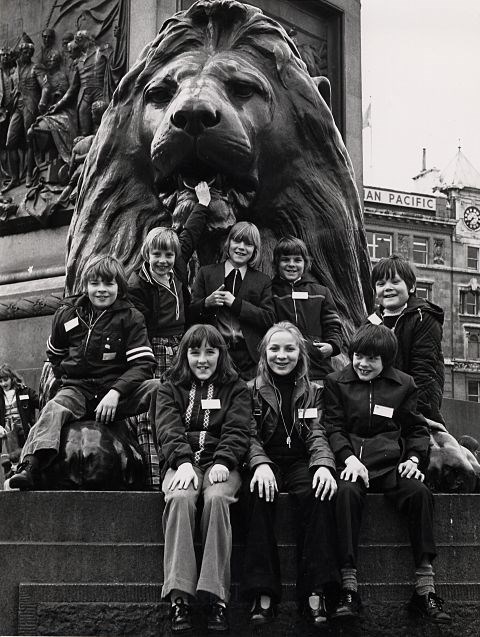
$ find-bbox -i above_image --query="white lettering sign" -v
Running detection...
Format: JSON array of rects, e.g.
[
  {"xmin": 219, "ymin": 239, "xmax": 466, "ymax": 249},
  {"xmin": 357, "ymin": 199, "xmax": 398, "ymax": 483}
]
[{"xmin": 364, "ymin": 187, "xmax": 436, "ymax": 212}]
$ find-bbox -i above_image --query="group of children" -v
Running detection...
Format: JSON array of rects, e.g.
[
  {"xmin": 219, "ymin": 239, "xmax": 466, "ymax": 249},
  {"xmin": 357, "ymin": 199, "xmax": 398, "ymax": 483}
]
[{"xmin": 3, "ymin": 182, "xmax": 452, "ymax": 631}]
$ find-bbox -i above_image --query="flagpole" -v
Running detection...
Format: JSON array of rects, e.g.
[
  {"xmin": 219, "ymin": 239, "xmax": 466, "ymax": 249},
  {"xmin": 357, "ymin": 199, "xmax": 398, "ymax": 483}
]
[{"xmin": 369, "ymin": 97, "xmax": 373, "ymax": 169}]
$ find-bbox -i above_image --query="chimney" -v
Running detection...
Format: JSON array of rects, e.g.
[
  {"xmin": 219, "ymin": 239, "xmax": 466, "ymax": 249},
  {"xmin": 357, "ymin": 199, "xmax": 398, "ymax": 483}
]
[{"xmin": 422, "ymin": 148, "xmax": 427, "ymax": 172}]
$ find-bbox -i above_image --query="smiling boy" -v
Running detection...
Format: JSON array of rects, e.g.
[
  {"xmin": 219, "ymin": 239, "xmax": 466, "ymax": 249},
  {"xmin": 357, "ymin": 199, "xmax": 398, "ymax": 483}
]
[
  {"xmin": 324, "ymin": 323, "xmax": 450, "ymax": 624},
  {"xmin": 9, "ymin": 255, "xmax": 157, "ymax": 489},
  {"xmin": 369, "ymin": 254, "xmax": 445, "ymax": 424}
]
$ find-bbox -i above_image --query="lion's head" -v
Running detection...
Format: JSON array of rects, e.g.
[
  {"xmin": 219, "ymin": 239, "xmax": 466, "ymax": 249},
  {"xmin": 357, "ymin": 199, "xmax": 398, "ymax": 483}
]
[{"xmin": 66, "ymin": 0, "xmax": 372, "ymax": 336}]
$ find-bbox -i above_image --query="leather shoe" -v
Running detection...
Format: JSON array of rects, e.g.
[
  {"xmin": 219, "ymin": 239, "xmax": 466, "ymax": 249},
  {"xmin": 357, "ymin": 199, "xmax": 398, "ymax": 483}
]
[
  {"xmin": 207, "ymin": 602, "xmax": 229, "ymax": 632},
  {"xmin": 331, "ymin": 589, "xmax": 362, "ymax": 620},
  {"xmin": 307, "ymin": 592, "xmax": 328, "ymax": 625},
  {"xmin": 250, "ymin": 597, "xmax": 275, "ymax": 626},
  {"xmin": 9, "ymin": 457, "xmax": 39, "ymax": 490},
  {"xmin": 408, "ymin": 592, "xmax": 451, "ymax": 624},
  {"xmin": 169, "ymin": 597, "xmax": 193, "ymax": 633}
]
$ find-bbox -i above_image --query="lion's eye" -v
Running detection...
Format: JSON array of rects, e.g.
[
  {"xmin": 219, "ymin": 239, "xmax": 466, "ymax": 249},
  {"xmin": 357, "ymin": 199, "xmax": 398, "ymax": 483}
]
[
  {"xmin": 228, "ymin": 80, "xmax": 257, "ymax": 99},
  {"xmin": 145, "ymin": 83, "xmax": 177, "ymax": 105}
]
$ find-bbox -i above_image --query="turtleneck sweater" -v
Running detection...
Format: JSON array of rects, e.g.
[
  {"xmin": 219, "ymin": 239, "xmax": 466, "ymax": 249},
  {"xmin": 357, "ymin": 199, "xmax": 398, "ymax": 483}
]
[{"xmin": 264, "ymin": 369, "xmax": 306, "ymax": 460}]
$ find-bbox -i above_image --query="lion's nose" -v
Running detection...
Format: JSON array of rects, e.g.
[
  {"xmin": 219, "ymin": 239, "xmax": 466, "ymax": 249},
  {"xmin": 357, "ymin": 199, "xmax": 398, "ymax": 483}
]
[{"xmin": 170, "ymin": 101, "xmax": 221, "ymax": 136}]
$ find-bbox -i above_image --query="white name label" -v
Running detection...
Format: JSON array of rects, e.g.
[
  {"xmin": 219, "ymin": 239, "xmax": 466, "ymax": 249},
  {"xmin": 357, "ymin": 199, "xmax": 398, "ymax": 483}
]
[
  {"xmin": 373, "ymin": 404, "xmax": 394, "ymax": 418},
  {"xmin": 19, "ymin": 394, "xmax": 29, "ymax": 400},
  {"xmin": 298, "ymin": 407, "xmax": 318, "ymax": 418},
  {"xmin": 292, "ymin": 291, "xmax": 308, "ymax": 300},
  {"xmin": 64, "ymin": 317, "xmax": 79, "ymax": 332},
  {"xmin": 367, "ymin": 313, "xmax": 383, "ymax": 325},
  {"xmin": 202, "ymin": 399, "xmax": 221, "ymax": 410}
]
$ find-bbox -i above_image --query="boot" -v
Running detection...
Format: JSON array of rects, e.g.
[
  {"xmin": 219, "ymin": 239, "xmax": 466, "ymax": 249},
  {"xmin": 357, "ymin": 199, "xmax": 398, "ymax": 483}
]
[{"xmin": 9, "ymin": 454, "xmax": 40, "ymax": 490}]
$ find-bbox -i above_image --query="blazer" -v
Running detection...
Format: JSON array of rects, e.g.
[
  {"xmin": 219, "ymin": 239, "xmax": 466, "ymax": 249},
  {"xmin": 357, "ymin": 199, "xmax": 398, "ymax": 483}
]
[{"xmin": 190, "ymin": 263, "xmax": 275, "ymax": 363}]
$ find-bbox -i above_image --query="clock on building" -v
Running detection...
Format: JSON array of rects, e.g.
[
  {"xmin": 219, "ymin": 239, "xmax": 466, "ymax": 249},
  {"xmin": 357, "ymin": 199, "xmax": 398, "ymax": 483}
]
[{"xmin": 464, "ymin": 206, "xmax": 480, "ymax": 231}]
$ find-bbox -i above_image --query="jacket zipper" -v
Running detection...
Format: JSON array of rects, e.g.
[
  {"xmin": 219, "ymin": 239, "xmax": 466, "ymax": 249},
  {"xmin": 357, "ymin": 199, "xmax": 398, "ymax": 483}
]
[
  {"xmin": 79, "ymin": 309, "xmax": 107, "ymax": 357},
  {"xmin": 291, "ymin": 282, "xmax": 298, "ymax": 323},
  {"xmin": 360, "ymin": 381, "xmax": 373, "ymax": 461}
]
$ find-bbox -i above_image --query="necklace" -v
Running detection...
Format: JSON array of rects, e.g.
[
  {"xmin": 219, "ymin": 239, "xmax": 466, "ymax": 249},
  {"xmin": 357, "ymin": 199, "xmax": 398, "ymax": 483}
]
[{"xmin": 271, "ymin": 381, "xmax": 296, "ymax": 448}]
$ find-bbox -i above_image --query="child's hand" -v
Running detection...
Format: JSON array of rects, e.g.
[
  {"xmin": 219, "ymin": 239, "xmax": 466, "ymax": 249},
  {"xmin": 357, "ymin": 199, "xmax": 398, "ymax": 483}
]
[
  {"xmin": 221, "ymin": 290, "xmax": 235, "ymax": 307},
  {"xmin": 341, "ymin": 455, "xmax": 369, "ymax": 487},
  {"xmin": 209, "ymin": 463, "xmax": 229, "ymax": 484},
  {"xmin": 195, "ymin": 181, "xmax": 211, "ymax": 206},
  {"xmin": 168, "ymin": 462, "xmax": 198, "ymax": 490},
  {"xmin": 398, "ymin": 459, "xmax": 424, "ymax": 481},
  {"xmin": 312, "ymin": 341, "xmax": 333, "ymax": 358},
  {"xmin": 250, "ymin": 463, "xmax": 277, "ymax": 502},
  {"xmin": 312, "ymin": 466, "xmax": 337, "ymax": 500},
  {"xmin": 95, "ymin": 389, "xmax": 121, "ymax": 424},
  {"xmin": 205, "ymin": 284, "xmax": 226, "ymax": 308}
]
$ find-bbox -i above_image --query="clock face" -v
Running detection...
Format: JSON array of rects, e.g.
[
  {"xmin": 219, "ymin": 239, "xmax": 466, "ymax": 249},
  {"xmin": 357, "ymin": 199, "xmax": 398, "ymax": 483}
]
[{"xmin": 464, "ymin": 206, "xmax": 480, "ymax": 231}]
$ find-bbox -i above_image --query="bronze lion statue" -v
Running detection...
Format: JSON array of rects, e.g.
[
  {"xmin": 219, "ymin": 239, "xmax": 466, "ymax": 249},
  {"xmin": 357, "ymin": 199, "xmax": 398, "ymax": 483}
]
[{"xmin": 66, "ymin": 0, "xmax": 372, "ymax": 336}]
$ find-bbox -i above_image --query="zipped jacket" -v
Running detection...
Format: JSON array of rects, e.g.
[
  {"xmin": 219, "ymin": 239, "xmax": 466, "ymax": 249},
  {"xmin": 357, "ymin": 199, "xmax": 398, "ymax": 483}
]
[
  {"xmin": 128, "ymin": 203, "xmax": 208, "ymax": 337},
  {"xmin": 0, "ymin": 385, "xmax": 38, "ymax": 444},
  {"xmin": 324, "ymin": 364, "xmax": 430, "ymax": 472},
  {"xmin": 372, "ymin": 296, "xmax": 445, "ymax": 423},
  {"xmin": 272, "ymin": 273, "xmax": 342, "ymax": 378},
  {"xmin": 155, "ymin": 376, "xmax": 251, "ymax": 474},
  {"xmin": 46, "ymin": 294, "xmax": 155, "ymax": 396},
  {"xmin": 247, "ymin": 376, "xmax": 336, "ymax": 473}
]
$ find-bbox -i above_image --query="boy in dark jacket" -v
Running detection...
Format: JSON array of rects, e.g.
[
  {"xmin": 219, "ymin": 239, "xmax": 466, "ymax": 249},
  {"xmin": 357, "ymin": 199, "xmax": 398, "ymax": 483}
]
[
  {"xmin": 324, "ymin": 323, "xmax": 450, "ymax": 624},
  {"xmin": 369, "ymin": 254, "xmax": 445, "ymax": 423},
  {"xmin": 128, "ymin": 181, "xmax": 210, "ymax": 377},
  {"xmin": 10, "ymin": 255, "xmax": 157, "ymax": 490},
  {"xmin": 272, "ymin": 237, "xmax": 342, "ymax": 380}
]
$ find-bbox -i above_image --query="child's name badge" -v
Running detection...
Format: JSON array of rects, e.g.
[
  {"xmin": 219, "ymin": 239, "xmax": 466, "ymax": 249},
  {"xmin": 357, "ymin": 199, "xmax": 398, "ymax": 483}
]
[
  {"xmin": 367, "ymin": 313, "xmax": 383, "ymax": 325},
  {"xmin": 19, "ymin": 394, "xmax": 29, "ymax": 400},
  {"xmin": 298, "ymin": 407, "xmax": 318, "ymax": 418},
  {"xmin": 64, "ymin": 316, "xmax": 79, "ymax": 332},
  {"xmin": 202, "ymin": 399, "xmax": 221, "ymax": 410},
  {"xmin": 292, "ymin": 291, "xmax": 308, "ymax": 300},
  {"xmin": 373, "ymin": 404, "xmax": 394, "ymax": 418},
  {"xmin": 103, "ymin": 352, "xmax": 117, "ymax": 361}
]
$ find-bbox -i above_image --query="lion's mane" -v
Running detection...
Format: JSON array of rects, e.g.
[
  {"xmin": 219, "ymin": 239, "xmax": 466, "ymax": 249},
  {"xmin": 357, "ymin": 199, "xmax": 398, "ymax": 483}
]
[{"xmin": 66, "ymin": 0, "xmax": 372, "ymax": 336}]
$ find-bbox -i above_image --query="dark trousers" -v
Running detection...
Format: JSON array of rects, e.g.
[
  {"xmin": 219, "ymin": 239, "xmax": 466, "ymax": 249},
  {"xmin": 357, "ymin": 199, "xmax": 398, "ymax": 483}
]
[
  {"xmin": 241, "ymin": 459, "xmax": 339, "ymax": 604},
  {"xmin": 335, "ymin": 476, "xmax": 437, "ymax": 569}
]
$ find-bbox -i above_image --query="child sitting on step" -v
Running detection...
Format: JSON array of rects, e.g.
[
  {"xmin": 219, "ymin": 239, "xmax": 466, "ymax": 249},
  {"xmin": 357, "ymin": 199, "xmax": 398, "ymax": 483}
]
[
  {"xmin": 155, "ymin": 323, "xmax": 251, "ymax": 634},
  {"xmin": 324, "ymin": 323, "xmax": 451, "ymax": 624},
  {"xmin": 9, "ymin": 255, "xmax": 157, "ymax": 490}
]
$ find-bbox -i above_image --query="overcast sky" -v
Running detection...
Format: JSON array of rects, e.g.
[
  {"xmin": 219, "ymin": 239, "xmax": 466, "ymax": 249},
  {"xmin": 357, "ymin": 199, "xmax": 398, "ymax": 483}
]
[{"xmin": 361, "ymin": 0, "xmax": 480, "ymax": 192}]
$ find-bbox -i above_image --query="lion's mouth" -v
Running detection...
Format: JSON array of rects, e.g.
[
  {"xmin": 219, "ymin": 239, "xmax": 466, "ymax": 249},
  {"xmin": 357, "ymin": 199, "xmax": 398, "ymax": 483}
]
[{"xmin": 155, "ymin": 159, "xmax": 258, "ymax": 198}]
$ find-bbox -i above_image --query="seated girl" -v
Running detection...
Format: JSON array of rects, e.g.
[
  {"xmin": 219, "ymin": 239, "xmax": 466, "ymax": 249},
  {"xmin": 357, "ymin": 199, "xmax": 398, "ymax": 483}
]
[
  {"xmin": 241, "ymin": 321, "xmax": 339, "ymax": 627},
  {"xmin": 155, "ymin": 324, "xmax": 251, "ymax": 633}
]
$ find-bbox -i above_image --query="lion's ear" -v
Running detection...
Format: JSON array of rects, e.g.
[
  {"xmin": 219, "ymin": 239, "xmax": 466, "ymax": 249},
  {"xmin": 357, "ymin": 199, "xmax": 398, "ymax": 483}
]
[{"xmin": 312, "ymin": 75, "xmax": 331, "ymax": 110}]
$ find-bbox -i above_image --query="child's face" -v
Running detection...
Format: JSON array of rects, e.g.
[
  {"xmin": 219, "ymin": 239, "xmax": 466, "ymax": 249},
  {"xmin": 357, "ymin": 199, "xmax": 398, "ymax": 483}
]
[
  {"xmin": 149, "ymin": 248, "xmax": 175, "ymax": 278},
  {"xmin": 352, "ymin": 353, "xmax": 383, "ymax": 381},
  {"xmin": 228, "ymin": 237, "xmax": 254, "ymax": 267},
  {"xmin": 0, "ymin": 376, "xmax": 12, "ymax": 391},
  {"xmin": 187, "ymin": 338, "xmax": 220, "ymax": 381},
  {"xmin": 374, "ymin": 271, "xmax": 413, "ymax": 311},
  {"xmin": 266, "ymin": 330, "xmax": 300, "ymax": 376},
  {"xmin": 278, "ymin": 254, "xmax": 305, "ymax": 281},
  {"xmin": 87, "ymin": 277, "xmax": 118, "ymax": 309}
]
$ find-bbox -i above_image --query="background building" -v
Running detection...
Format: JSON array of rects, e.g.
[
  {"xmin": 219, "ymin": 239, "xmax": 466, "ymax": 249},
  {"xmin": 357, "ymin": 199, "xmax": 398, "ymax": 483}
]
[{"xmin": 365, "ymin": 147, "xmax": 480, "ymax": 415}]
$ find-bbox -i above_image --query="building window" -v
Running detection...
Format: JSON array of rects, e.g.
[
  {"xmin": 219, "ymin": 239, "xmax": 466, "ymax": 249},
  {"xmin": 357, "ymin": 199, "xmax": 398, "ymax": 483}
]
[
  {"xmin": 416, "ymin": 283, "xmax": 432, "ymax": 301},
  {"xmin": 467, "ymin": 331, "xmax": 480, "ymax": 360},
  {"xmin": 467, "ymin": 246, "xmax": 479, "ymax": 270},
  {"xmin": 467, "ymin": 379, "xmax": 480, "ymax": 402},
  {"xmin": 367, "ymin": 231, "xmax": 392, "ymax": 259},
  {"xmin": 461, "ymin": 290, "xmax": 480, "ymax": 315},
  {"xmin": 413, "ymin": 237, "xmax": 428, "ymax": 265}
]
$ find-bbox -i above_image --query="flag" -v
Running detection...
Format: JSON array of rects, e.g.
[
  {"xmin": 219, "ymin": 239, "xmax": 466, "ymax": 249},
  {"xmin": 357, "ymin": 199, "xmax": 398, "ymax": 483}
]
[{"xmin": 362, "ymin": 102, "xmax": 372, "ymax": 129}]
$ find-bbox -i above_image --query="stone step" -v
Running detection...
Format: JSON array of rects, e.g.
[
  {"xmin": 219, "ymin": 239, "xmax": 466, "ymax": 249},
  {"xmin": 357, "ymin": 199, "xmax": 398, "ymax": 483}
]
[
  {"xmin": 1, "ymin": 492, "xmax": 477, "ymax": 544},
  {"xmin": 0, "ymin": 492, "xmax": 478, "ymax": 636}
]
